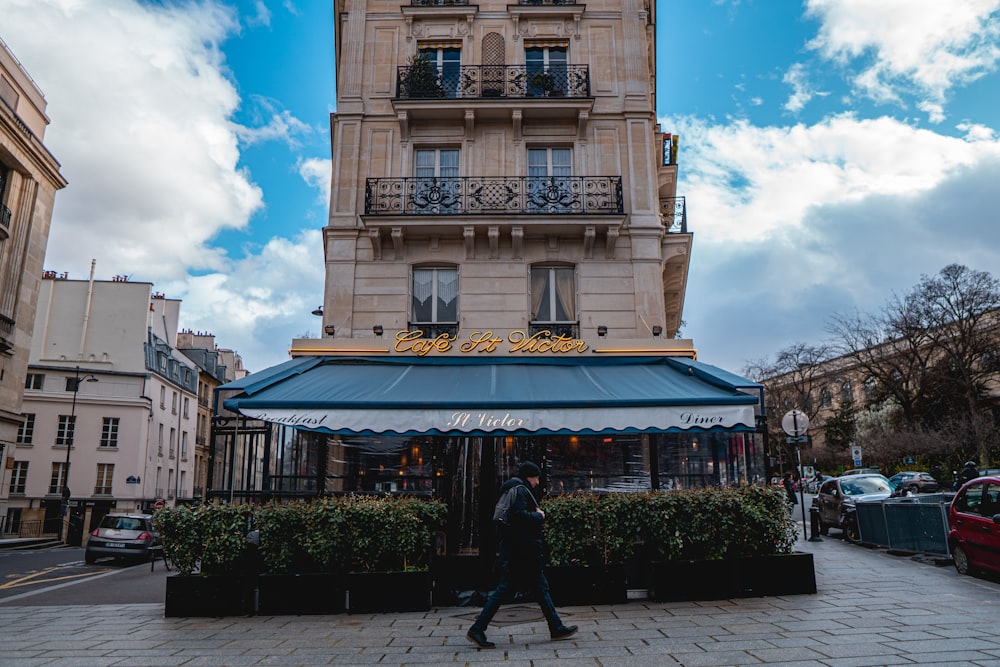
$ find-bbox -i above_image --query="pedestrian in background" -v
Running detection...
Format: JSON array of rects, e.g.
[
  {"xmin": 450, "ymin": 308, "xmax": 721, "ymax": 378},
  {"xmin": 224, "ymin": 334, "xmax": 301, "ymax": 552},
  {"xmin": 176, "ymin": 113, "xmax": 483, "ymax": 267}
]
[
  {"xmin": 466, "ymin": 461, "xmax": 577, "ymax": 649},
  {"xmin": 783, "ymin": 472, "xmax": 797, "ymax": 505}
]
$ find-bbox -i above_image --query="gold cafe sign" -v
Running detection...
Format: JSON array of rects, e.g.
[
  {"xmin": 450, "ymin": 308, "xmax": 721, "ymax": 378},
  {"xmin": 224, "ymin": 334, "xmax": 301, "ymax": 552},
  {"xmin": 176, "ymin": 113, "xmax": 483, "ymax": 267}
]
[{"xmin": 394, "ymin": 329, "xmax": 588, "ymax": 356}]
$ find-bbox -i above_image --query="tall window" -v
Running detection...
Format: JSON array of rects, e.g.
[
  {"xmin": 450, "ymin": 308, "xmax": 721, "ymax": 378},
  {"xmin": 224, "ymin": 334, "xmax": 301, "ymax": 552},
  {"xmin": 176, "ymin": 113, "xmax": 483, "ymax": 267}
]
[
  {"xmin": 169, "ymin": 427, "xmax": 176, "ymax": 458},
  {"xmin": 158, "ymin": 424, "xmax": 164, "ymax": 456},
  {"xmin": 183, "ymin": 396, "xmax": 190, "ymax": 418},
  {"xmin": 525, "ymin": 44, "xmax": 567, "ymax": 96},
  {"xmin": 49, "ymin": 462, "xmax": 67, "ymax": 495},
  {"xmin": 181, "ymin": 432, "xmax": 189, "ymax": 460},
  {"xmin": 16, "ymin": 414, "xmax": 34, "ymax": 445},
  {"xmin": 528, "ymin": 147, "xmax": 572, "ymax": 212},
  {"xmin": 419, "ymin": 45, "xmax": 461, "ymax": 97},
  {"xmin": 411, "ymin": 267, "xmax": 458, "ymax": 337},
  {"xmin": 159, "ymin": 386, "xmax": 166, "ymax": 408},
  {"xmin": 9, "ymin": 461, "xmax": 28, "ymax": 494},
  {"xmin": 171, "ymin": 391, "xmax": 178, "ymax": 414},
  {"xmin": 413, "ymin": 148, "xmax": 460, "ymax": 213},
  {"xmin": 95, "ymin": 463, "xmax": 114, "ymax": 495},
  {"xmin": 56, "ymin": 415, "xmax": 76, "ymax": 447},
  {"xmin": 24, "ymin": 373, "xmax": 44, "ymax": 390},
  {"xmin": 100, "ymin": 417, "xmax": 120, "ymax": 448},
  {"xmin": 530, "ymin": 266, "xmax": 576, "ymax": 336}
]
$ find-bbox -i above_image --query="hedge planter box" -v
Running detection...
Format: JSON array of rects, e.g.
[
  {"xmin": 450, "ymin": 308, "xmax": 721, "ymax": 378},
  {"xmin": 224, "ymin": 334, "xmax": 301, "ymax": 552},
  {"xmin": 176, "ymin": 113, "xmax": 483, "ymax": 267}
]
[
  {"xmin": 164, "ymin": 574, "xmax": 254, "ymax": 617},
  {"xmin": 347, "ymin": 571, "xmax": 432, "ymax": 613},
  {"xmin": 257, "ymin": 573, "xmax": 346, "ymax": 615},
  {"xmin": 545, "ymin": 564, "xmax": 628, "ymax": 606},
  {"xmin": 649, "ymin": 553, "xmax": 816, "ymax": 602}
]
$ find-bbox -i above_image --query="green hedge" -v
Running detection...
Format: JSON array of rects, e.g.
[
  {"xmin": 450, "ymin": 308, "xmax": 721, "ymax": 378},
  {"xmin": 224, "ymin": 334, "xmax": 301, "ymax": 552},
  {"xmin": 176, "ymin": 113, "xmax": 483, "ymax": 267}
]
[
  {"xmin": 156, "ymin": 496, "xmax": 447, "ymax": 576},
  {"xmin": 543, "ymin": 486, "xmax": 796, "ymax": 566}
]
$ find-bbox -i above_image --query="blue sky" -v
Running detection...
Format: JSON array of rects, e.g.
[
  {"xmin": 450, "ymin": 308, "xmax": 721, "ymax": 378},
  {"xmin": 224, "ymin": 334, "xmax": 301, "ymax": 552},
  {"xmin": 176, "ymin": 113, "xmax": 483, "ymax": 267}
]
[{"xmin": 3, "ymin": 0, "xmax": 1000, "ymax": 374}]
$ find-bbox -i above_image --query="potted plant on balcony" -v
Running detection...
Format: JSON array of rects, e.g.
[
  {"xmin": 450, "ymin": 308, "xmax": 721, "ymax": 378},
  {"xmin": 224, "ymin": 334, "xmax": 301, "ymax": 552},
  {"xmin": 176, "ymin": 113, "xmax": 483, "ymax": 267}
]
[
  {"xmin": 399, "ymin": 52, "xmax": 443, "ymax": 99},
  {"xmin": 342, "ymin": 495, "xmax": 447, "ymax": 613},
  {"xmin": 156, "ymin": 504, "xmax": 258, "ymax": 617}
]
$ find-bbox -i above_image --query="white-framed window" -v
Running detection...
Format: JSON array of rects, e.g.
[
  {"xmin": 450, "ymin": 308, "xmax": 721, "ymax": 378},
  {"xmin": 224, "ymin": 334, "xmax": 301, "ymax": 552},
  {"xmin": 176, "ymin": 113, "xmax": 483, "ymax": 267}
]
[
  {"xmin": 530, "ymin": 266, "xmax": 577, "ymax": 336},
  {"xmin": 169, "ymin": 427, "xmax": 176, "ymax": 459},
  {"xmin": 95, "ymin": 463, "xmax": 114, "ymax": 495},
  {"xmin": 9, "ymin": 461, "xmax": 28, "ymax": 494},
  {"xmin": 525, "ymin": 44, "xmax": 567, "ymax": 96},
  {"xmin": 181, "ymin": 432, "xmax": 189, "ymax": 461},
  {"xmin": 171, "ymin": 391, "xmax": 178, "ymax": 415},
  {"xmin": 159, "ymin": 386, "xmax": 166, "ymax": 409},
  {"xmin": 100, "ymin": 417, "xmax": 119, "ymax": 448},
  {"xmin": 411, "ymin": 267, "xmax": 459, "ymax": 335},
  {"xmin": 413, "ymin": 148, "xmax": 461, "ymax": 213},
  {"xmin": 158, "ymin": 424, "xmax": 164, "ymax": 456},
  {"xmin": 183, "ymin": 396, "xmax": 190, "ymax": 418},
  {"xmin": 24, "ymin": 373, "xmax": 44, "ymax": 390},
  {"xmin": 16, "ymin": 413, "xmax": 34, "ymax": 445},
  {"xmin": 55, "ymin": 415, "xmax": 76, "ymax": 448},
  {"xmin": 49, "ymin": 462, "xmax": 67, "ymax": 495},
  {"xmin": 528, "ymin": 147, "xmax": 573, "ymax": 212}
]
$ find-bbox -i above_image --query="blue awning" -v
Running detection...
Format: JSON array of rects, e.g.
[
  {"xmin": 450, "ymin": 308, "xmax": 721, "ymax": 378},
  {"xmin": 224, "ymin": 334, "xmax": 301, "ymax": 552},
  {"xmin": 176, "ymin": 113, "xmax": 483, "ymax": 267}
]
[{"xmin": 221, "ymin": 356, "xmax": 761, "ymax": 436}]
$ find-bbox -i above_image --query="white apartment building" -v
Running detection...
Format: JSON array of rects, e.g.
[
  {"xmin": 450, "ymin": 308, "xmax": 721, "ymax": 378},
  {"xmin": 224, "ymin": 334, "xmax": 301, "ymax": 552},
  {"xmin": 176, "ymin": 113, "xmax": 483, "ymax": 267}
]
[
  {"xmin": 5, "ymin": 273, "xmax": 196, "ymax": 544},
  {"xmin": 0, "ymin": 36, "xmax": 67, "ymax": 531}
]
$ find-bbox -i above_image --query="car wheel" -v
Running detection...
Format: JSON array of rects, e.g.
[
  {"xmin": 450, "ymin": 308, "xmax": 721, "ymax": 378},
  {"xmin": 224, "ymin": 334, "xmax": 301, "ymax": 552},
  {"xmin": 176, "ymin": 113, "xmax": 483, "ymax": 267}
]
[
  {"xmin": 952, "ymin": 544, "xmax": 972, "ymax": 576},
  {"xmin": 907, "ymin": 484, "xmax": 919, "ymax": 494}
]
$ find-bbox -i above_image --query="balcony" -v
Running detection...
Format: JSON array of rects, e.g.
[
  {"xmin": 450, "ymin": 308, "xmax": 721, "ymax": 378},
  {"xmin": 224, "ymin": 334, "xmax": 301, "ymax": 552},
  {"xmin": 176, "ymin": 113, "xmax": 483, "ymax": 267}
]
[
  {"xmin": 410, "ymin": 0, "xmax": 468, "ymax": 4},
  {"xmin": 529, "ymin": 322, "xmax": 579, "ymax": 338},
  {"xmin": 407, "ymin": 323, "xmax": 458, "ymax": 339},
  {"xmin": 396, "ymin": 64, "xmax": 589, "ymax": 100},
  {"xmin": 366, "ymin": 176, "xmax": 623, "ymax": 217},
  {"xmin": 660, "ymin": 196, "xmax": 687, "ymax": 234}
]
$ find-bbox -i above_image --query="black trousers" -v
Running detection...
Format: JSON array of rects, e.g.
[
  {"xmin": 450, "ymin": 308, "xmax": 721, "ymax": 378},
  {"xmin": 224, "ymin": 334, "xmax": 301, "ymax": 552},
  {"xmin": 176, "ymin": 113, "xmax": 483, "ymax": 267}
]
[{"xmin": 471, "ymin": 550, "xmax": 563, "ymax": 633}]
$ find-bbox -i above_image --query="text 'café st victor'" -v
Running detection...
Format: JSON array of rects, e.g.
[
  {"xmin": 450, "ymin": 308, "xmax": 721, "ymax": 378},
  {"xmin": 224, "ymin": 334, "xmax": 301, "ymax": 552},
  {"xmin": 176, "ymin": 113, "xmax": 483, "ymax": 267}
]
[{"xmin": 217, "ymin": 328, "xmax": 766, "ymax": 554}]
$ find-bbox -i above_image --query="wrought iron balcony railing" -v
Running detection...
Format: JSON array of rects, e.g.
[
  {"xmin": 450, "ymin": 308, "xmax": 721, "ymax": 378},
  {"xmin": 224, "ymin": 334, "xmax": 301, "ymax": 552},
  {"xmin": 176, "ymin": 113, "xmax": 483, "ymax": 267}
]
[
  {"xmin": 529, "ymin": 323, "xmax": 580, "ymax": 338},
  {"xmin": 410, "ymin": 0, "xmax": 469, "ymax": 4},
  {"xmin": 661, "ymin": 196, "xmax": 687, "ymax": 233},
  {"xmin": 366, "ymin": 176, "xmax": 623, "ymax": 216},
  {"xmin": 519, "ymin": 0, "xmax": 579, "ymax": 4},
  {"xmin": 397, "ymin": 64, "xmax": 589, "ymax": 100},
  {"xmin": 408, "ymin": 323, "xmax": 458, "ymax": 339}
]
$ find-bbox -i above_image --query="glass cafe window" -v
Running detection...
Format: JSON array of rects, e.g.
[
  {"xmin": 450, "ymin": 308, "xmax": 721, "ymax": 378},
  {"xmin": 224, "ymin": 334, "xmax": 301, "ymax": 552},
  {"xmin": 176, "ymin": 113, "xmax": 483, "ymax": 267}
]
[
  {"xmin": 325, "ymin": 435, "xmax": 437, "ymax": 496},
  {"xmin": 545, "ymin": 435, "xmax": 651, "ymax": 493}
]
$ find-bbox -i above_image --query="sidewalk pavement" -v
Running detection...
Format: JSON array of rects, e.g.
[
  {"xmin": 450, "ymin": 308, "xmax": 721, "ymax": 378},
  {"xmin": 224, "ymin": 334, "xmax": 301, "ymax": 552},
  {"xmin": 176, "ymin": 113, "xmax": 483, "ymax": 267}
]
[{"xmin": 1, "ymin": 531, "xmax": 998, "ymax": 667}]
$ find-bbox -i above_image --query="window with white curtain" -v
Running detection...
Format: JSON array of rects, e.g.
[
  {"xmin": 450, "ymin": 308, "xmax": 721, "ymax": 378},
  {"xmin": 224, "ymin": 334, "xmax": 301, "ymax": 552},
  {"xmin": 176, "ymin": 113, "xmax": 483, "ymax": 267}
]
[
  {"xmin": 530, "ymin": 266, "xmax": 576, "ymax": 324},
  {"xmin": 411, "ymin": 268, "xmax": 459, "ymax": 332}
]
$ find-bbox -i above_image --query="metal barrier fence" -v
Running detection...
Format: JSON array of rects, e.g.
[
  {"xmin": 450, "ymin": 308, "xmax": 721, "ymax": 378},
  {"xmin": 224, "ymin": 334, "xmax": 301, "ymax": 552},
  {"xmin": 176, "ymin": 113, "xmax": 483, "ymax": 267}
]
[{"xmin": 856, "ymin": 493, "xmax": 955, "ymax": 556}]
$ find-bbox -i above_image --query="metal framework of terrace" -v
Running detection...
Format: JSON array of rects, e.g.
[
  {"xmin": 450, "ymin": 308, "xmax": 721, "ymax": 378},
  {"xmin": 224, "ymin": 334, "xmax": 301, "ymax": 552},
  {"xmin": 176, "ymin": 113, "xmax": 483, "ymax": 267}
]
[
  {"xmin": 365, "ymin": 176, "xmax": 623, "ymax": 216},
  {"xmin": 396, "ymin": 64, "xmax": 590, "ymax": 100}
]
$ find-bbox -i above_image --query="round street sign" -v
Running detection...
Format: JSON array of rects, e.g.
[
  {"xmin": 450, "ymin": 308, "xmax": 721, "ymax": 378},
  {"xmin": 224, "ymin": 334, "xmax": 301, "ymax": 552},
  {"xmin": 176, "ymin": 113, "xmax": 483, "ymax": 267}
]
[
  {"xmin": 154, "ymin": 500, "xmax": 165, "ymax": 510},
  {"xmin": 781, "ymin": 410, "xmax": 809, "ymax": 436}
]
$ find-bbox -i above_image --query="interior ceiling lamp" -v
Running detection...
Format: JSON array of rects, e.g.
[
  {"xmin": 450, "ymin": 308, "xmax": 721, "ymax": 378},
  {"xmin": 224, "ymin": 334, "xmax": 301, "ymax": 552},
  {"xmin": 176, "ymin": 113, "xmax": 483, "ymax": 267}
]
[{"xmin": 597, "ymin": 325, "xmax": 608, "ymax": 337}]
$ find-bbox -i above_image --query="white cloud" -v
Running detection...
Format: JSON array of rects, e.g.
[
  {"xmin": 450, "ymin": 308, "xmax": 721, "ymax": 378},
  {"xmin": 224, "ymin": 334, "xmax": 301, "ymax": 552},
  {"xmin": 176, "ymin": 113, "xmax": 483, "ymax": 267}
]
[
  {"xmin": 663, "ymin": 113, "xmax": 1000, "ymax": 371},
  {"xmin": 298, "ymin": 157, "xmax": 332, "ymax": 205},
  {"xmin": 236, "ymin": 96, "xmax": 315, "ymax": 147},
  {"xmin": 805, "ymin": 0, "xmax": 1000, "ymax": 119},
  {"xmin": 782, "ymin": 63, "xmax": 814, "ymax": 113}
]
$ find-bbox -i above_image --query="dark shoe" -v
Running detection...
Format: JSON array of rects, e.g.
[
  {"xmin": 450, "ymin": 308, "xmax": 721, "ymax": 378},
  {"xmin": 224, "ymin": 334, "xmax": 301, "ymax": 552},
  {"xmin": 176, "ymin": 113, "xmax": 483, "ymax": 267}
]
[
  {"xmin": 466, "ymin": 629, "xmax": 495, "ymax": 649},
  {"xmin": 550, "ymin": 625, "xmax": 578, "ymax": 641}
]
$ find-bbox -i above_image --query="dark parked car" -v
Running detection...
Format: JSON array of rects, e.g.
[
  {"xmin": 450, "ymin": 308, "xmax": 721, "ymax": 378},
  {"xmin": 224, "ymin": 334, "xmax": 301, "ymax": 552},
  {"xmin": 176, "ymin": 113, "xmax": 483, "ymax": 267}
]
[
  {"xmin": 948, "ymin": 475, "xmax": 1000, "ymax": 577},
  {"xmin": 813, "ymin": 474, "xmax": 896, "ymax": 536},
  {"xmin": 85, "ymin": 513, "xmax": 160, "ymax": 564},
  {"xmin": 888, "ymin": 472, "xmax": 941, "ymax": 494}
]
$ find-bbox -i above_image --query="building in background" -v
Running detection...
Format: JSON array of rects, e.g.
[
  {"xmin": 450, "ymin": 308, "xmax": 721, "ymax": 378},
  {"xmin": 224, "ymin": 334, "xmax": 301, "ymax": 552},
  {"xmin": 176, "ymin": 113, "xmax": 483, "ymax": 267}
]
[
  {"xmin": 4, "ymin": 272, "xmax": 197, "ymax": 544},
  {"xmin": 177, "ymin": 330, "xmax": 246, "ymax": 500},
  {"xmin": 0, "ymin": 36, "xmax": 68, "ymax": 531},
  {"xmin": 217, "ymin": 0, "xmax": 767, "ymax": 581}
]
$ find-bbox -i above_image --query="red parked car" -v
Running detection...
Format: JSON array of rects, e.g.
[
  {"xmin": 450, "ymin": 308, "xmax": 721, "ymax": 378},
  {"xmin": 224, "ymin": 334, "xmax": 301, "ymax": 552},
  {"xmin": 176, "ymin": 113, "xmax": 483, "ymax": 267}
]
[{"xmin": 948, "ymin": 475, "xmax": 1000, "ymax": 577}]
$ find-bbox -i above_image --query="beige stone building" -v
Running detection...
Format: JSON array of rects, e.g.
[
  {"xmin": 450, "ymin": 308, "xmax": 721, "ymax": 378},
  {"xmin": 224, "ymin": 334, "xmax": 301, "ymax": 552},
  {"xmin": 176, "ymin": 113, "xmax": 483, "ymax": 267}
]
[
  {"xmin": 218, "ymin": 0, "xmax": 767, "ymax": 583},
  {"xmin": 6, "ymin": 275, "xmax": 197, "ymax": 543},
  {"xmin": 0, "ymin": 37, "xmax": 68, "ymax": 530}
]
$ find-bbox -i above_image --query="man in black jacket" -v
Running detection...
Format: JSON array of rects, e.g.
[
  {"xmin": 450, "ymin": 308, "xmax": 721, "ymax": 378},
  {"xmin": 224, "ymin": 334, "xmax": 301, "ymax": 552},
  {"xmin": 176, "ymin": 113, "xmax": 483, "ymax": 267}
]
[{"xmin": 466, "ymin": 461, "xmax": 577, "ymax": 649}]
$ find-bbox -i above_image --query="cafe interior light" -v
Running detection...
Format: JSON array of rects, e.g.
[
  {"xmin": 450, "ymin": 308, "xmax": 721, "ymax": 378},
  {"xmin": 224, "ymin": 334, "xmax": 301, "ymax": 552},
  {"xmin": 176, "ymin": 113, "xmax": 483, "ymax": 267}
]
[
  {"xmin": 373, "ymin": 324, "xmax": 384, "ymax": 336},
  {"xmin": 597, "ymin": 325, "xmax": 608, "ymax": 337},
  {"xmin": 324, "ymin": 324, "xmax": 336, "ymax": 337}
]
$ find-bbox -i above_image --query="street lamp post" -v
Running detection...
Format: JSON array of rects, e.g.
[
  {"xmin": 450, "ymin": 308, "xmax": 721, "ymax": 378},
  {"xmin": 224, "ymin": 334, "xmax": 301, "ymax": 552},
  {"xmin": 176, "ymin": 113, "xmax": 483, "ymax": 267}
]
[{"xmin": 58, "ymin": 366, "xmax": 98, "ymax": 543}]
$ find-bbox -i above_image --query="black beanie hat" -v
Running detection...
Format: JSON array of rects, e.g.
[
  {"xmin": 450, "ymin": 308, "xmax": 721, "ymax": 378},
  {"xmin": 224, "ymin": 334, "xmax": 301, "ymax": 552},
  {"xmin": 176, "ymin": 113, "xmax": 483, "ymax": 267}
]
[{"xmin": 517, "ymin": 461, "xmax": 541, "ymax": 479}]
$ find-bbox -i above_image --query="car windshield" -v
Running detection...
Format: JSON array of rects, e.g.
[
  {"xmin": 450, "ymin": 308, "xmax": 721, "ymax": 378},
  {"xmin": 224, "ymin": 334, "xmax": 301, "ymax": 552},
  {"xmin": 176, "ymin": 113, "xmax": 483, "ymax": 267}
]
[
  {"xmin": 841, "ymin": 477, "xmax": 893, "ymax": 496},
  {"xmin": 100, "ymin": 516, "xmax": 145, "ymax": 531}
]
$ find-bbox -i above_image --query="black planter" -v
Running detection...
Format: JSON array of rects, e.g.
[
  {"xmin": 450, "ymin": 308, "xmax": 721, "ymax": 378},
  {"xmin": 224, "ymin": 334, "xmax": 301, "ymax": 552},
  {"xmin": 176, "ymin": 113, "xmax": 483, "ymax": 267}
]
[
  {"xmin": 649, "ymin": 552, "xmax": 816, "ymax": 601},
  {"xmin": 431, "ymin": 555, "xmax": 492, "ymax": 606},
  {"xmin": 347, "ymin": 570, "xmax": 432, "ymax": 613},
  {"xmin": 545, "ymin": 564, "xmax": 628, "ymax": 606},
  {"xmin": 164, "ymin": 574, "xmax": 254, "ymax": 617},
  {"xmin": 257, "ymin": 573, "xmax": 346, "ymax": 615}
]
